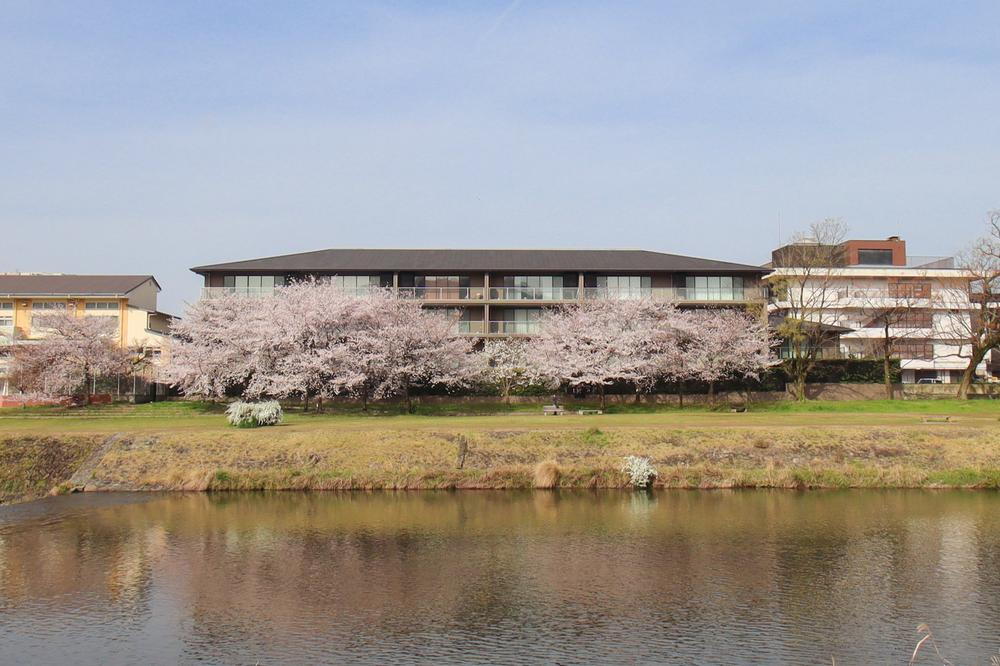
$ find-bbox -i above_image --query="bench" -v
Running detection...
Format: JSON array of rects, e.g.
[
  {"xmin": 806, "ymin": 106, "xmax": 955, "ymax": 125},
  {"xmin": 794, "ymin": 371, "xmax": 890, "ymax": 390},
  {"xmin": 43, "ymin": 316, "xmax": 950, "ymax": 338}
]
[
  {"xmin": 922, "ymin": 416, "xmax": 952, "ymax": 423},
  {"xmin": 577, "ymin": 409, "xmax": 603, "ymax": 415},
  {"xmin": 542, "ymin": 405, "xmax": 566, "ymax": 416}
]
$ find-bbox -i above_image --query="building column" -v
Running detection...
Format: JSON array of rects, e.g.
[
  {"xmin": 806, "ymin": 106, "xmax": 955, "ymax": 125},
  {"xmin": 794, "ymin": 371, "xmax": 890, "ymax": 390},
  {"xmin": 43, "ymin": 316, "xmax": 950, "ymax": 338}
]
[
  {"xmin": 392, "ymin": 271, "xmax": 399, "ymax": 292},
  {"xmin": 578, "ymin": 272, "xmax": 584, "ymax": 301},
  {"xmin": 484, "ymin": 272, "xmax": 490, "ymax": 335}
]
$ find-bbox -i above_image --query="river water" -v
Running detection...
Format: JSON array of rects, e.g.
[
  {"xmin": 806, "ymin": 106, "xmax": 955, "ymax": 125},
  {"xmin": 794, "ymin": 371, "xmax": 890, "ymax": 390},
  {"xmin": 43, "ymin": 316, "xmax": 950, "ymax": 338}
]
[{"xmin": 1, "ymin": 490, "xmax": 998, "ymax": 664}]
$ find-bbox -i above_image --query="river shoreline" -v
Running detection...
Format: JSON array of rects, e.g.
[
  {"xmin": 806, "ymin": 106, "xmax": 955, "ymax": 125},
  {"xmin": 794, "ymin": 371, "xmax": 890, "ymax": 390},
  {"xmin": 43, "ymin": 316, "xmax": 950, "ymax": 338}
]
[{"xmin": 3, "ymin": 421, "xmax": 1000, "ymax": 504}]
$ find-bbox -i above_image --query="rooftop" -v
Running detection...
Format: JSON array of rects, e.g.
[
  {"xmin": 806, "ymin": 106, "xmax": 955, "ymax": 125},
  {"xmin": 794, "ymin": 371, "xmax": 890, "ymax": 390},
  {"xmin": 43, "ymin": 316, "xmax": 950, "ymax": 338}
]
[
  {"xmin": 0, "ymin": 274, "xmax": 159, "ymax": 297},
  {"xmin": 192, "ymin": 248, "xmax": 769, "ymax": 274}
]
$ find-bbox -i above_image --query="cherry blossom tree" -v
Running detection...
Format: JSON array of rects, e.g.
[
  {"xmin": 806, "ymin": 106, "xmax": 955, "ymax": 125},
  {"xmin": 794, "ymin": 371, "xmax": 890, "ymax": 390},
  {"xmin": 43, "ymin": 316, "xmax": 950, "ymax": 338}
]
[
  {"xmin": 9, "ymin": 313, "xmax": 131, "ymax": 404},
  {"xmin": 478, "ymin": 338, "xmax": 536, "ymax": 403},
  {"xmin": 343, "ymin": 290, "xmax": 479, "ymax": 412},
  {"xmin": 528, "ymin": 298, "xmax": 675, "ymax": 408},
  {"xmin": 167, "ymin": 282, "xmax": 479, "ymax": 412},
  {"xmin": 165, "ymin": 292, "xmax": 260, "ymax": 398},
  {"xmin": 686, "ymin": 308, "xmax": 776, "ymax": 403}
]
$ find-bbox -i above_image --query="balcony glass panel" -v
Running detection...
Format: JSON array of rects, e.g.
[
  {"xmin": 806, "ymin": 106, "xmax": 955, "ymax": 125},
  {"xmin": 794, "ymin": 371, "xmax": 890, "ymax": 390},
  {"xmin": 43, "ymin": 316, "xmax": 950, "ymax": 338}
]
[{"xmin": 685, "ymin": 275, "xmax": 744, "ymax": 300}]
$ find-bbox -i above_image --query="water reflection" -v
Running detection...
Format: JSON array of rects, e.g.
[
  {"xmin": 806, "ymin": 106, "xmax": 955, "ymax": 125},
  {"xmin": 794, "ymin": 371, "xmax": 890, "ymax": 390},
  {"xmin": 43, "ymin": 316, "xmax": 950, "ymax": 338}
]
[{"xmin": 1, "ymin": 490, "xmax": 998, "ymax": 664}]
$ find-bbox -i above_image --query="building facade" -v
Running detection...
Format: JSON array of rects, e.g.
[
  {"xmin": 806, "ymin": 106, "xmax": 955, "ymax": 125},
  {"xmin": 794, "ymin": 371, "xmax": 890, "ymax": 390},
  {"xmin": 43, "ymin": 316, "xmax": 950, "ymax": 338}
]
[
  {"xmin": 0, "ymin": 274, "xmax": 174, "ymax": 395},
  {"xmin": 192, "ymin": 248, "xmax": 769, "ymax": 336},
  {"xmin": 766, "ymin": 237, "xmax": 986, "ymax": 384}
]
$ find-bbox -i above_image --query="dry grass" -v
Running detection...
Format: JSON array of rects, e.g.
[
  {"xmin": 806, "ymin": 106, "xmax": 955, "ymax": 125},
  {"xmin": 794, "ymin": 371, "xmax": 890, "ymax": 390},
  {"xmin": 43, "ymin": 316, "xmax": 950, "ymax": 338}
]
[
  {"xmin": 3, "ymin": 421, "xmax": 997, "ymax": 498},
  {"xmin": 533, "ymin": 460, "xmax": 562, "ymax": 488}
]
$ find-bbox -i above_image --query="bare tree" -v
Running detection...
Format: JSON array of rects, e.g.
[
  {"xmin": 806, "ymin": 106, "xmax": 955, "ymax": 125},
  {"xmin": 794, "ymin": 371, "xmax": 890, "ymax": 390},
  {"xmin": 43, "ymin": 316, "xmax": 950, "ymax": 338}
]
[
  {"xmin": 947, "ymin": 211, "xmax": 1000, "ymax": 398},
  {"xmin": 768, "ymin": 218, "xmax": 849, "ymax": 400},
  {"xmin": 855, "ymin": 277, "xmax": 934, "ymax": 399}
]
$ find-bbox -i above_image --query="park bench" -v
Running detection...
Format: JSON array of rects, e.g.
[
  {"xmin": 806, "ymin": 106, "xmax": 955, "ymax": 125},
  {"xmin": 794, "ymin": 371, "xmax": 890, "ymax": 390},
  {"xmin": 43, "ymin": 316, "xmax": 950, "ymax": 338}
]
[
  {"xmin": 922, "ymin": 416, "xmax": 952, "ymax": 423},
  {"xmin": 577, "ymin": 409, "xmax": 603, "ymax": 415},
  {"xmin": 542, "ymin": 405, "xmax": 565, "ymax": 416}
]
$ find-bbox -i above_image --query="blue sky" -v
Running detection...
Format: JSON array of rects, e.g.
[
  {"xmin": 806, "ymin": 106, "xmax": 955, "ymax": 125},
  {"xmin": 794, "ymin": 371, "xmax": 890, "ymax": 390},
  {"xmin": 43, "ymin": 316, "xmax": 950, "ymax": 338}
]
[{"xmin": 4, "ymin": 1, "xmax": 1000, "ymax": 314}]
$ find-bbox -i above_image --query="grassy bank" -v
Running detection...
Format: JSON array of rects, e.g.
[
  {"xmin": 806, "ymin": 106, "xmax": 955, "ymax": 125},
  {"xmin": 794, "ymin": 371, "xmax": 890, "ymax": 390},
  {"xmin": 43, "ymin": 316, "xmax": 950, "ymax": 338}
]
[{"xmin": 1, "ymin": 400, "xmax": 998, "ymax": 500}]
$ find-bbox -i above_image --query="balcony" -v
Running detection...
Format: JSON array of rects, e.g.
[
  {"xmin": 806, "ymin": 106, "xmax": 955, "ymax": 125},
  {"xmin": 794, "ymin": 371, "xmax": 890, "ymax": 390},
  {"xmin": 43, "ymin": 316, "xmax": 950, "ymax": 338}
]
[
  {"xmin": 455, "ymin": 321, "xmax": 486, "ymax": 335},
  {"xmin": 488, "ymin": 287, "xmax": 580, "ymax": 301},
  {"xmin": 201, "ymin": 285, "xmax": 765, "ymax": 303},
  {"xmin": 488, "ymin": 320, "xmax": 540, "ymax": 335},
  {"xmin": 398, "ymin": 287, "xmax": 486, "ymax": 301},
  {"xmin": 583, "ymin": 287, "xmax": 764, "ymax": 302}
]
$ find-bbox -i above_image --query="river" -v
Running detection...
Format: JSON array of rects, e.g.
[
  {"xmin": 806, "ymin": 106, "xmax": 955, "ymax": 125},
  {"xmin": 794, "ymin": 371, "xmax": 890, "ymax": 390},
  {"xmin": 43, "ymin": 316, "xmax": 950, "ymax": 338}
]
[{"xmin": 1, "ymin": 490, "xmax": 998, "ymax": 664}]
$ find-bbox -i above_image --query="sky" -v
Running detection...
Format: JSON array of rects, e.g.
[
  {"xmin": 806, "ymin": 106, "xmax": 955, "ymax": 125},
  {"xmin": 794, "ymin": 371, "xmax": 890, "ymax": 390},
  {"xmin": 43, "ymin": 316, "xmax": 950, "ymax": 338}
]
[{"xmin": 3, "ymin": 1, "xmax": 1000, "ymax": 314}]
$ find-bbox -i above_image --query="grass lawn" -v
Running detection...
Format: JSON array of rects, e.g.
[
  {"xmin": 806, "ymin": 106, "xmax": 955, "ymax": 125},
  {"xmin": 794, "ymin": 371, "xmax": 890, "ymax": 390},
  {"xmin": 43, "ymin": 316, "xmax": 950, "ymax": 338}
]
[
  {"xmin": 0, "ymin": 397, "xmax": 997, "ymax": 435},
  {"xmin": 2, "ymin": 399, "xmax": 999, "ymax": 497}
]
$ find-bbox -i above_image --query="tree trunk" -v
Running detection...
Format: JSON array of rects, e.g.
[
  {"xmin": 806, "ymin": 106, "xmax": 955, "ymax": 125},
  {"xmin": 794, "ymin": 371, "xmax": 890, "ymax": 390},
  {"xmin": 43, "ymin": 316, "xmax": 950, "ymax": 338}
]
[
  {"xmin": 793, "ymin": 374, "xmax": 806, "ymax": 402},
  {"xmin": 598, "ymin": 384, "xmax": 606, "ymax": 410},
  {"xmin": 404, "ymin": 381, "xmax": 413, "ymax": 413},
  {"xmin": 315, "ymin": 396, "xmax": 323, "ymax": 413},
  {"xmin": 502, "ymin": 382, "xmax": 511, "ymax": 404},
  {"xmin": 957, "ymin": 347, "xmax": 988, "ymax": 399},
  {"xmin": 677, "ymin": 381, "xmax": 684, "ymax": 409},
  {"xmin": 883, "ymin": 353, "xmax": 894, "ymax": 400},
  {"xmin": 362, "ymin": 388, "xmax": 369, "ymax": 413},
  {"xmin": 83, "ymin": 369, "xmax": 92, "ymax": 406},
  {"xmin": 708, "ymin": 380, "xmax": 716, "ymax": 406},
  {"xmin": 302, "ymin": 393, "xmax": 310, "ymax": 412}
]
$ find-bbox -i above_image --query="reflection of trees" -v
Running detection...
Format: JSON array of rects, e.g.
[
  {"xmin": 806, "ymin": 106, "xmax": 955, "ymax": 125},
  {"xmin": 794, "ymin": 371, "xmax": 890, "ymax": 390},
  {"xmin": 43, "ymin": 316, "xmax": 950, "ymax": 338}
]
[{"xmin": 0, "ymin": 490, "xmax": 998, "ymax": 662}]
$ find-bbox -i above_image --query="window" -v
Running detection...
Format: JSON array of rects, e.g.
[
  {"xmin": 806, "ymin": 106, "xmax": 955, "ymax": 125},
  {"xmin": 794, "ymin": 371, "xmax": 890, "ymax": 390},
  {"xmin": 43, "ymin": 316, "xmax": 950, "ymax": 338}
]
[
  {"xmin": 415, "ymin": 275, "xmax": 469, "ymax": 298},
  {"xmin": 329, "ymin": 275, "xmax": 380, "ymax": 293},
  {"xmin": 685, "ymin": 276, "xmax": 744, "ymax": 300},
  {"xmin": 857, "ymin": 249, "xmax": 894, "ymax": 265},
  {"xmin": 31, "ymin": 301, "xmax": 67, "ymax": 310},
  {"xmin": 143, "ymin": 347, "xmax": 162, "ymax": 360},
  {"xmin": 223, "ymin": 275, "xmax": 286, "ymax": 294},
  {"xmin": 0, "ymin": 302, "xmax": 12, "ymax": 310},
  {"xmin": 892, "ymin": 341, "xmax": 934, "ymax": 360},
  {"xmin": 888, "ymin": 281, "xmax": 931, "ymax": 299},
  {"xmin": 865, "ymin": 310, "xmax": 933, "ymax": 329},
  {"xmin": 502, "ymin": 275, "xmax": 566, "ymax": 300},
  {"xmin": 596, "ymin": 275, "xmax": 650, "ymax": 298},
  {"xmin": 0, "ymin": 316, "xmax": 12, "ymax": 327},
  {"xmin": 85, "ymin": 301, "xmax": 118, "ymax": 310}
]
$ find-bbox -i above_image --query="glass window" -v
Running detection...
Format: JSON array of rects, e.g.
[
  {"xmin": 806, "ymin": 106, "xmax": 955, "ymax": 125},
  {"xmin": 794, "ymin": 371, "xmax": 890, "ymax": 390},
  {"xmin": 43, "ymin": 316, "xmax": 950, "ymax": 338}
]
[
  {"xmin": 503, "ymin": 276, "xmax": 564, "ymax": 299},
  {"xmin": 0, "ymin": 302, "xmax": 12, "ymax": 310},
  {"xmin": 222, "ymin": 275, "xmax": 286, "ymax": 294},
  {"xmin": 31, "ymin": 301, "xmax": 67, "ymax": 310},
  {"xmin": 686, "ymin": 276, "xmax": 745, "ymax": 300},
  {"xmin": 85, "ymin": 301, "xmax": 118, "ymax": 310},
  {"xmin": 0, "ymin": 316, "xmax": 12, "ymax": 327},
  {"xmin": 857, "ymin": 249, "xmax": 893, "ymax": 265},
  {"xmin": 596, "ymin": 275, "xmax": 649, "ymax": 298}
]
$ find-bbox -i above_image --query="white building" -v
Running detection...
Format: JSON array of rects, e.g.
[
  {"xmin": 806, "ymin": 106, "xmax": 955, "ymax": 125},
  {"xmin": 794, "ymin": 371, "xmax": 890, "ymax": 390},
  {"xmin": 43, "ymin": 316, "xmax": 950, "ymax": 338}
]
[{"xmin": 766, "ymin": 237, "xmax": 987, "ymax": 384}]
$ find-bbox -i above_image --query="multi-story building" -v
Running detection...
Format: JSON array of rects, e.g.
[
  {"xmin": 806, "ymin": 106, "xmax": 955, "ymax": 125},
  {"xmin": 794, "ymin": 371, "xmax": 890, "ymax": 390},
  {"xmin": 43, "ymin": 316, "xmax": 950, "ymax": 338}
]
[
  {"xmin": 765, "ymin": 236, "xmax": 986, "ymax": 384},
  {"xmin": 0, "ymin": 274, "xmax": 174, "ymax": 395},
  {"xmin": 192, "ymin": 248, "xmax": 769, "ymax": 335}
]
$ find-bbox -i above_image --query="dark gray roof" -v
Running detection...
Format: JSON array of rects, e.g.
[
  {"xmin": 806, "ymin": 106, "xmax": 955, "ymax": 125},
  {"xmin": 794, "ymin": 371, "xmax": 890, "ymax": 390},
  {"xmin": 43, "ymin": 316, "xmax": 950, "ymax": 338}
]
[
  {"xmin": 192, "ymin": 249, "xmax": 768, "ymax": 274},
  {"xmin": 0, "ymin": 274, "xmax": 158, "ymax": 296}
]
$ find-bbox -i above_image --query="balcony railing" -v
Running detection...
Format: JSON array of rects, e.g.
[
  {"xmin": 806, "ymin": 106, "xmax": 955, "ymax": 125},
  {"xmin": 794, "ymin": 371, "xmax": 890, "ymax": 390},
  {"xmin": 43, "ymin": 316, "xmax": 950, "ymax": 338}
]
[
  {"xmin": 455, "ymin": 321, "xmax": 486, "ymax": 335},
  {"xmin": 201, "ymin": 285, "xmax": 764, "ymax": 303},
  {"xmin": 488, "ymin": 320, "xmax": 540, "ymax": 335},
  {"xmin": 488, "ymin": 287, "xmax": 579, "ymax": 301},
  {"xmin": 397, "ymin": 287, "xmax": 486, "ymax": 300},
  {"xmin": 583, "ymin": 287, "xmax": 764, "ymax": 302}
]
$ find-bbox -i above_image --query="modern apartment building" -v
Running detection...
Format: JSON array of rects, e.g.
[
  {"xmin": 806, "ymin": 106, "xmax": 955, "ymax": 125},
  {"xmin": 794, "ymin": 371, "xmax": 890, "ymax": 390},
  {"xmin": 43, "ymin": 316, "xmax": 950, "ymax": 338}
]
[
  {"xmin": 765, "ymin": 236, "xmax": 986, "ymax": 384},
  {"xmin": 0, "ymin": 274, "xmax": 174, "ymax": 395},
  {"xmin": 192, "ymin": 249, "xmax": 769, "ymax": 335}
]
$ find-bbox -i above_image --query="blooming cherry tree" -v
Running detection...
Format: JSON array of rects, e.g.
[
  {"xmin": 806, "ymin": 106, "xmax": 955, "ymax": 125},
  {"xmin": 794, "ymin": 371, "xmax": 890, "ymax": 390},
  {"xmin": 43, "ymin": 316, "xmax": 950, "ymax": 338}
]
[
  {"xmin": 478, "ymin": 338, "xmax": 536, "ymax": 403},
  {"xmin": 10, "ymin": 313, "xmax": 131, "ymax": 404},
  {"xmin": 686, "ymin": 308, "xmax": 776, "ymax": 401},
  {"xmin": 529, "ymin": 298, "xmax": 676, "ymax": 408}
]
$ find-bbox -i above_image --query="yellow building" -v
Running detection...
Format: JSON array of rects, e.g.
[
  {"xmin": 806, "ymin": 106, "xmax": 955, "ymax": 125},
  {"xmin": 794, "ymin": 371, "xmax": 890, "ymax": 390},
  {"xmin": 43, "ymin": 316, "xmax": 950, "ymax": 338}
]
[{"xmin": 0, "ymin": 274, "xmax": 174, "ymax": 396}]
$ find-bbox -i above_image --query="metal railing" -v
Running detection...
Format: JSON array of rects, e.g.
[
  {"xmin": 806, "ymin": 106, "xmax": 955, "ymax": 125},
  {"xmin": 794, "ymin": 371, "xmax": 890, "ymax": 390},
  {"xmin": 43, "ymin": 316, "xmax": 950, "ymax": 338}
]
[
  {"xmin": 455, "ymin": 321, "xmax": 486, "ymax": 334},
  {"xmin": 488, "ymin": 320, "xmax": 541, "ymax": 335},
  {"xmin": 583, "ymin": 287, "xmax": 764, "ymax": 302},
  {"xmin": 201, "ymin": 285, "xmax": 765, "ymax": 302},
  {"xmin": 488, "ymin": 287, "xmax": 580, "ymax": 301},
  {"xmin": 397, "ymin": 287, "xmax": 486, "ymax": 300}
]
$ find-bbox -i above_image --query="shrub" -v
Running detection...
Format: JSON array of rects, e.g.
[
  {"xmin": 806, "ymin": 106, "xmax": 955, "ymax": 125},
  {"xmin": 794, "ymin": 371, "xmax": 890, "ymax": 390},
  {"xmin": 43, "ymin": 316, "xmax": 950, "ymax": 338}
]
[
  {"xmin": 226, "ymin": 401, "xmax": 283, "ymax": 428},
  {"xmin": 621, "ymin": 455, "xmax": 658, "ymax": 489},
  {"xmin": 533, "ymin": 460, "xmax": 562, "ymax": 488}
]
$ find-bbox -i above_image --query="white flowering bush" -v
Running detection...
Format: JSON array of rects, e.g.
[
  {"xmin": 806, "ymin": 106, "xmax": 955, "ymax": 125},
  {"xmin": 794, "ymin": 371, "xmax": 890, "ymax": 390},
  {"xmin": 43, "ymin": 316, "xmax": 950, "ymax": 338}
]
[
  {"xmin": 621, "ymin": 455, "xmax": 658, "ymax": 489},
  {"xmin": 226, "ymin": 400, "xmax": 283, "ymax": 427}
]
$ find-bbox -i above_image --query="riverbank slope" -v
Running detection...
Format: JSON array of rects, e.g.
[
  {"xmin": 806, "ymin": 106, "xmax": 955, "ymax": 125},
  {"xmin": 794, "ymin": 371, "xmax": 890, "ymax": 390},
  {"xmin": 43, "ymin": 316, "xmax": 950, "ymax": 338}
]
[{"xmin": 2, "ymin": 402, "xmax": 999, "ymax": 502}]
